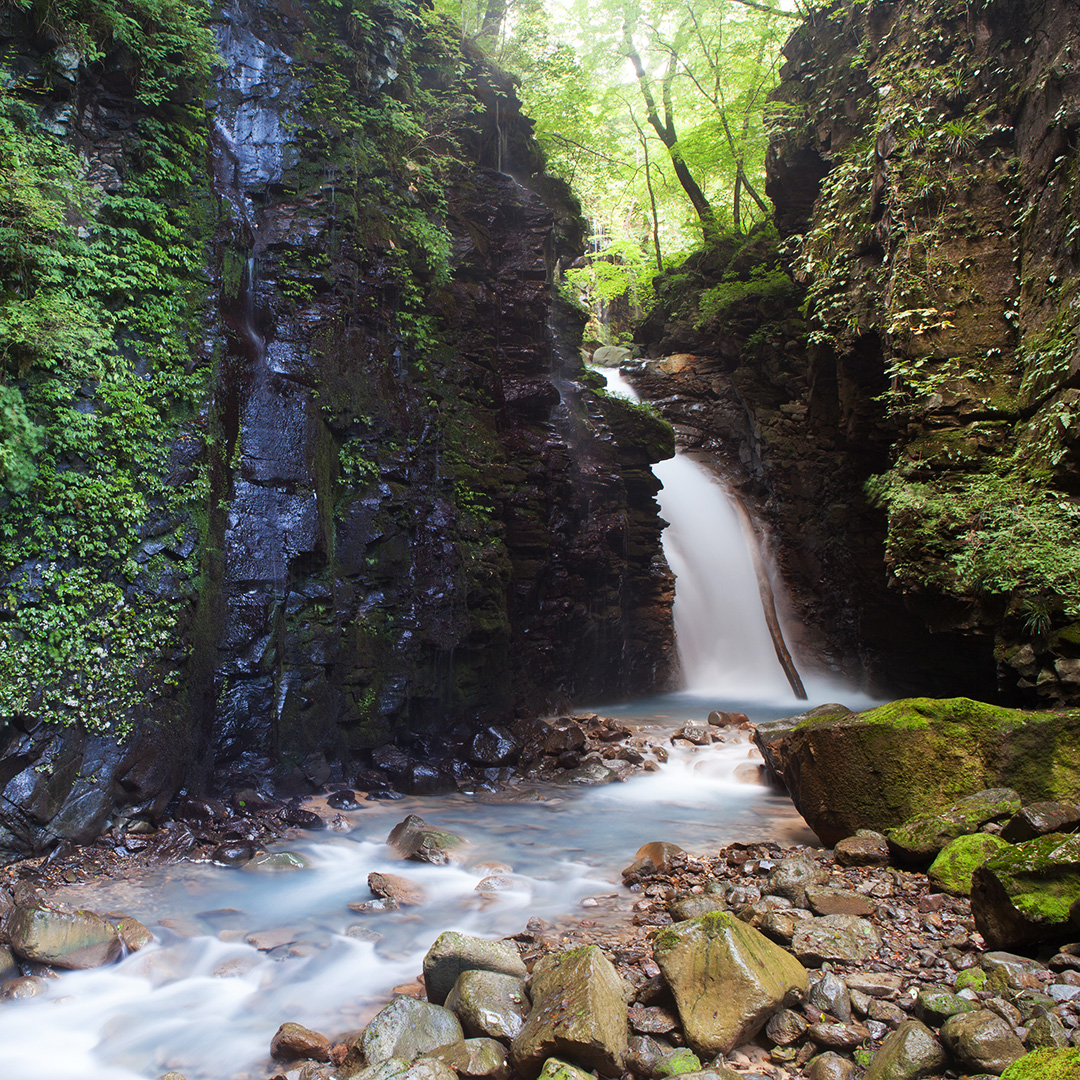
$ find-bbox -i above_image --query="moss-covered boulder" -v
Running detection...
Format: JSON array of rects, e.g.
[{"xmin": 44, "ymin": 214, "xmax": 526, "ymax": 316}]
[
  {"xmin": 511, "ymin": 946, "xmax": 628, "ymax": 1078},
  {"xmin": 423, "ymin": 931, "xmax": 527, "ymax": 1006},
  {"xmin": 652, "ymin": 911, "xmax": 808, "ymax": 1056},
  {"xmin": 1000, "ymin": 1047, "xmax": 1080, "ymax": 1079},
  {"xmin": 754, "ymin": 698, "xmax": 1080, "ymax": 845},
  {"xmin": 886, "ymin": 789, "xmax": 1020, "ymax": 863},
  {"xmin": 928, "ymin": 833, "xmax": 1013, "ymax": 896},
  {"xmin": 971, "ymin": 833, "xmax": 1080, "ymax": 949},
  {"xmin": 862, "ymin": 1019, "xmax": 945, "ymax": 1080}
]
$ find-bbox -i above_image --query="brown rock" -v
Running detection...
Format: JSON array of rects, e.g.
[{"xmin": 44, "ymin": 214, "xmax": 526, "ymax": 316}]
[
  {"xmin": 270, "ymin": 1021, "xmax": 332, "ymax": 1062},
  {"xmin": 369, "ymin": 872, "xmax": 427, "ymax": 906}
]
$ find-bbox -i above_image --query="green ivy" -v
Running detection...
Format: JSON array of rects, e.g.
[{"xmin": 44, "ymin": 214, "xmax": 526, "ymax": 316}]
[{"xmin": 0, "ymin": 1, "xmax": 215, "ymax": 737}]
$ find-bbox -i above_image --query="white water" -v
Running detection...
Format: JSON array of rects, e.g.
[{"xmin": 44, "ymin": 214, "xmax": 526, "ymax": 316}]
[
  {"xmin": 0, "ymin": 704, "xmax": 850, "ymax": 1080},
  {"xmin": 0, "ymin": 372, "xmax": 874, "ymax": 1078},
  {"xmin": 598, "ymin": 368, "xmax": 795, "ymax": 699}
]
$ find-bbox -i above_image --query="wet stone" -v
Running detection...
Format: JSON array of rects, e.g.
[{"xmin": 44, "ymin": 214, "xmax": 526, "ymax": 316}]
[
  {"xmin": 362, "ymin": 996, "xmax": 464, "ymax": 1065},
  {"xmin": 629, "ymin": 1005, "xmax": 679, "ymax": 1035},
  {"xmin": 939, "ymin": 1009, "xmax": 1026, "ymax": 1074},
  {"xmin": 388, "ymin": 816, "xmax": 466, "ymax": 866},
  {"xmin": 212, "ymin": 840, "xmax": 256, "ymax": 867},
  {"xmin": 766, "ymin": 1008, "xmax": 807, "ymax": 1046},
  {"xmin": 423, "ymin": 931, "xmax": 527, "ymax": 1006},
  {"xmin": 271, "ymin": 1022, "xmax": 332, "ymax": 1062},
  {"xmin": 445, "ymin": 969, "xmax": 530, "ymax": 1042},
  {"xmin": 766, "ymin": 855, "xmax": 830, "ymax": 908},
  {"xmin": 809, "ymin": 971, "xmax": 852, "ymax": 1023},
  {"xmin": 791, "ymin": 915, "xmax": 882, "ymax": 966},
  {"xmin": 834, "ymin": 834, "xmax": 890, "ymax": 867},
  {"xmin": 0, "ymin": 975, "xmax": 47, "ymax": 1001},
  {"xmin": 805, "ymin": 885, "xmax": 876, "ymax": 917},
  {"xmin": 862, "ymin": 1019, "xmax": 946, "ymax": 1080},
  {"xmin": 805, "ymin": 1052, "xmax": 859, "ymax": 1080},
  {"xmin": 7, "ymin": 903, "xmax": 122, "ymax": 970},
  {"xmin": 428, "ymin": 1039, "xmax": 510, "ymax": 1080},
  {"xmin": 369, "ymin": 872, "xmax": 426, "ymax": 907}
]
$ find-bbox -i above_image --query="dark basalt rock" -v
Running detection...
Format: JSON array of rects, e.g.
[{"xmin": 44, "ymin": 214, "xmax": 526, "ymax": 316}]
[{"xmin": 0, "ymin": 0, "xmax": 675, "ymax": 860}]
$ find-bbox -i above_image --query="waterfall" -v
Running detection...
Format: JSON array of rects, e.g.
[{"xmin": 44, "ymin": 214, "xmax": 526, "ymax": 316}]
[{"xmin": 599, "ymin": 368, "xmax": 801, "ymax": 699}]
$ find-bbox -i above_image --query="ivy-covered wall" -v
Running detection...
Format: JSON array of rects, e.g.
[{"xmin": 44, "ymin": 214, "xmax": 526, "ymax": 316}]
[
  {"xmin": 766, "ymin": 0, "xmax": 1080, "ymax": 699},
  {"xmin": 0, "ymin": 0, "xmax": 675, "ymax": 855}
]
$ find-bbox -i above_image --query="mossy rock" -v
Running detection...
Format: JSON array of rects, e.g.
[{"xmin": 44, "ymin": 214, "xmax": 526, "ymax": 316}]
[
  {"xmin": 754, "ymin": 698, "xmax": 1080, "ymax": 845},
  {"xmin": 887, "ymin": 789, "xmax": 1019, "ymax": 864},
  {"xmin": 928, "ymin": 833, "xmax": 1013, "ymax": 895},
  {"xmin": 999, "ymin": 1047, "xmax": 1080, "ymax": 1079},
  {"xmin": 971, "ymin": 833, "xmax": 1080, "ymax": 949}
]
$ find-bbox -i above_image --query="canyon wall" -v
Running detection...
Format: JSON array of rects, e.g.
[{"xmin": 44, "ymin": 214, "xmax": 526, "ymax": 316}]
[
  {"xmin": 631, "ymin": 0, "xmax": 1080, "ymax": 702},
  {"xmin": 0, "ymin": 0, "xmax": 674, "ymax": 855}
]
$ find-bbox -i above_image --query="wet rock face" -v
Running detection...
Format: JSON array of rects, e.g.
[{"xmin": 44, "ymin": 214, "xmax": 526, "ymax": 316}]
[{"xmin": 0, "ymin": 0, "xmax": 675, "ymax": 857}]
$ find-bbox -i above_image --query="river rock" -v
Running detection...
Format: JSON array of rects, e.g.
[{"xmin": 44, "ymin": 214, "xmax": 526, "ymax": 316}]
[
  {"xmin": 271, "ymin": 1021, "xmax": 332, "ymax": 1062},
  {"xmin": 758, "ymin": 906, "xmax": 812, "ymax": 945},
  {"xmin": 244, "ymin": 851, "xmax": 310, "ymax": 871},
  {"xmin": 7, "ymin": 903, "xmax": 122, "ymax": 969},
  {"xmin": 927, "ymin": 833, "xmax": 1012, "ymax": 896},
  {"xmin": 913, "ymin": 987, "xmax": 976, "ymax": 1026},
  {"xmin": 511, "ymin": 945, "xmax": 628, "ymax": 1077},
  {"xmin": 1002, "ymin": 801, "xmax": 1080, "ymax": 843},
  {"xmin": 387, "ymin": 816, "xmax": 466, "ymax": 865},
  {"xmin": 862, "ymin": 1019, "xmax": 946, "ymax": 1080},
  {"xmin": 885, "ymin": 789, "xmax": 1021, "ymax": 863},
  {"xmin": 628, "ymin": 1005, "xmax": 678, "ymax": 1036},
  {"xmin": 1000, "ymin": 1047, "xmax": 1080, "ymax": 1078},
  {"xmin": 212, "ymin": 840, "xmax": 256, "ymax": 866},
  {"xmin": 428, "ymin": 1038, "xmax": 510, "ymax": 1080},
  {"xmin": 805, "ymin": 885, "xmax": 876, "ymax": 917},
  {"xmin": 790, "ymin": 914, "xmax": 882, "ymax": 965},
  {"xmin": 423, "ymin": 931, "xmax": 527, "ymax": 1006},
  {"xmin": 0, "ymin": 975, "xmax": 47, "ymax": 1000},
  {"xmin": 844, "ymin": 972, "xmax": 903, "ymax": 998},
  {"xmin": 115, "ymin": 916, "xmax": 153, "ymax": 952},
  {"xmin": 362, "ymin": 996, "xmax": 464, "ymax": 1064},
  {"xmin": 981, "ymin": 951, "xmax": 1047, "ymax": 991},
  {"xmin": 971, "ymin": 833, "xmax": 1080, "ymax": 949},
  {"xmin": 468, "ymin": 726, "xmax": 521, "ymax": 766},
  {"xmin": 809, "ymin": 970, "xmax": 851, "ymax": 1022},
  {"xmin": 369, "ymin": 872, "xmax": 427, "ymax": 907},
  {"xmin": 652, "ymin": 911, "xmax": 808, "ymax": 1056},
  {"xmin": 753, "ymin": 698, "xmax": 1080, "ymax": 845},
  {"xmin": 939, "ymin": 1009, "xmax": 1026, "ymax": 1074},
  {"xmin": 766, "ymin": 855, "xmax": 829, "ymax": 907},
  {"xmin": 805, "ymin": 1052, "xmax": 859, "ymax": 1080},
  {"xmin": 670, "ymin": 896, "xmax": 725, "ymax": 920},
  {"xmin": 766, "ymin": 1008, "xmax": 807, "ymax": 1046},
  {"xmin": 834, "ymin": 833, "xmax": 890, "ymax": 867},
  {"xmin": 445, "ymin": 969, "xmax": 530, "ymax": 1041},
  {"xmin": 1026, "ymin": 1010, "xmax": 1070, "ymax": 1049}
]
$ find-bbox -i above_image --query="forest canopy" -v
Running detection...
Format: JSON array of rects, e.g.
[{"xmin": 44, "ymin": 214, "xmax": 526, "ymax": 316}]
[{"xmin": 439, "ymin": 0, "xmax": 799, "ymax": 338}]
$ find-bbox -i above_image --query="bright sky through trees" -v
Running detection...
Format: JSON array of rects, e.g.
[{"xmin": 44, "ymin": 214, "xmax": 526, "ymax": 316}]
[{"xmin": 439, "ymin": 0, "xmax": 799, "ymax": 339}]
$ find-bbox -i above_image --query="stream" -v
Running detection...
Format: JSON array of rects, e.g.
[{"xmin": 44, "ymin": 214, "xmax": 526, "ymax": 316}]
[
  {"xmin": 0, "ymin": 686, "xmax": 879, "ymax": 1080},
  {"xmin": 0, "ymin": 365, "xmax": 883, "ymax": 1080}
]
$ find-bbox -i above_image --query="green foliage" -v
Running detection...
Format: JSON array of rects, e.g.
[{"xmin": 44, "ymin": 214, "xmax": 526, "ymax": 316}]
[
  {"xmin": 696, "ymin": 265, "xmax": 796, "ymax": 327},
  {"xmin": 0, "ymin": 1, "xmax": 213, "ymax": 737},
  {"xmin": 867, "ymin": 467, "xmax": 1080, "ymax": 620}
]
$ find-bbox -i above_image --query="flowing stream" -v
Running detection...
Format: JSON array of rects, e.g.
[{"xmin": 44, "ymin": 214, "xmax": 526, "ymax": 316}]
[{"xmin": 0, "ymin": 365, "xmax": 878, "ymax": 1080}]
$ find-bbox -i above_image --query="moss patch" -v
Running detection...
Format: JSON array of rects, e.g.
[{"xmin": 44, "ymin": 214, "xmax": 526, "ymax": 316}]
[{"xmin": 1000, "ymin": 1048, "xmax": 1080, "ymax": 1080}]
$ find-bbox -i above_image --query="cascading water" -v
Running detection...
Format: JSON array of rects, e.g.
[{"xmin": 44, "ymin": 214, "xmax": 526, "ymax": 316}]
[{"xmin": 598, "ymin": 368, "xmax": 800, "ymax": 699}]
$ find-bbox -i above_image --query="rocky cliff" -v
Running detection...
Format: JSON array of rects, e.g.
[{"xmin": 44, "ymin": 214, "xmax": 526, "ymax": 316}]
[
  {"xmin": 630, "ymin": 0, "xmax": 1080, "ymax": 702},
  {"xmin": 0, "ymin": 0, "xmax": 674, "ymax": 856}
]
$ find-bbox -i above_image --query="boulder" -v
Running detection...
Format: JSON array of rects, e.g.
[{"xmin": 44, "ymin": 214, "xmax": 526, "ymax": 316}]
[
  {"xmin": 805, "ymin": 1052, "xmax": 859, "ymax": 1080},
  {"xmin": 468, "ymin": 727, "xmax": 521, "ymax": 767},
  {"xmin": 387, "ymin": 816, "xmax": 466, "ymax": 865},
  {"xmin": 790, "ymin": 914, "xmax": 882, "ymax": 965},
  {"xmin": 862, "ymin": 1019, "xmax": 945, "ymax": 1080},
  {"xmin": 511, "ymin": 945, "xmax": 628, "ymax": 1077},
  {"xmin": 753, "ymin": 698, "xmax": 1080, "ymax": 845},
  {"xmin": 808, "ymin": 971, "xmax": 852, "ymax": 1022},
  {"xmin": 1002, "ymin": 802, "xmax": 1080, "ymax": 843},
  {"xmin": 928, "ymin": 833, "xmax": 1012, "ymax": 896},
  {"xmin": 1000, "ymin": 1048, "xmax": 1080, "ymax": 1079},
  {"xmin": 886, "ymin": 789, "xmax": 1020, "ymax": 863},
  {"xmin": 913, "ymin": 988, "xmax": 976, "ymax": 1026},
  {"xmin": 939, "ymin": 1009, "xmax": 1026, "ymax": 1074},
  {"xmin": 369, "ymin": 872, "xmax": 427, "ymax": 907},
  {"xmin": 445, "ymin": 969, "xmax": 530, "ymax": 1041},
  {"xmin": 971, "ymin": 833, "xmax": 1080, "ymax": 949},
  {"xmin": 428, "ymin": 1039, "xmax": 510, "ymax": 1080},
  {"xmin": 834, "ymin": 832, "xmax": 890, "ymax": 867},
  {"xmin": 271, "ymin": 1022, "xmax": 332, "ymax": 1062},
  {"xmin": 765, "ymin": 855, "xmax": 829, "ymax": 907},
  {"xmin": 652, "ymin": 911, "xmax": 808, "ymax": 1056},
  {"xmin": 423, "ymin": 932, "xmax": 527, "ymax": 1006},
  {"xmin": 6, "ymin": 903, "xmax": 122, "ymax": 969},
  {"xmin": 765, "ymin": 1008, "xmax": 807, "ymax": 1046},
  {"xmin": 362, "ymin": 996, "xmax": 464, "ymax": 1064}
]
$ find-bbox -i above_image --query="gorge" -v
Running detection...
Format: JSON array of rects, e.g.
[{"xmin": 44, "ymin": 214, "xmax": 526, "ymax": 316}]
[{"xmin": 3, "ymin": 0, "xmax": 1080, "ymax": 1076}]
